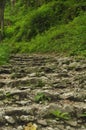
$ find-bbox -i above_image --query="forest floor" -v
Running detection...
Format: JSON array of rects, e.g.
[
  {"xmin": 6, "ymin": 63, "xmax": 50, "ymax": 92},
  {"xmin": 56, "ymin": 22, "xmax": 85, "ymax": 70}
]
[{"xmin": 0, "ymin": 54, "xmax": 86, "ymax": 130}]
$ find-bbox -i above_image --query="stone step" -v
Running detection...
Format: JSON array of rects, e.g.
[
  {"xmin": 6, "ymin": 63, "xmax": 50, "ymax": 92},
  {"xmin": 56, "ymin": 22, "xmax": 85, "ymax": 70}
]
[
  {"xmin": 0, "ymin": 102, "xmax": 86, "ymax": 128},
  {"xmin": 0, "ymin": 87, "xmax": 86, "ymax": 106},
  {"xmin": 0, "ymin": 54, "xmax": 86, "ymax": 130},
  {"xmin": 0, "ymin": 68, "xmax": 12, "ymax": 74}
]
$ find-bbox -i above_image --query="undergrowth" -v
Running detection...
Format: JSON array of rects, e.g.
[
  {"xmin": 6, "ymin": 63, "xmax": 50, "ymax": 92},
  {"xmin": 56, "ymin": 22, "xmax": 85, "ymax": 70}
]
[
  {"xmin": 10, "ymin": 13, "xmax": 86, "ymax": 56},
  {"xmin": 0, "ymin": 44, "xmax": 10, "ymax": 65},
  {"xmin": 0, "ymin": 0, "xmax": 86, "ymax": 64}
]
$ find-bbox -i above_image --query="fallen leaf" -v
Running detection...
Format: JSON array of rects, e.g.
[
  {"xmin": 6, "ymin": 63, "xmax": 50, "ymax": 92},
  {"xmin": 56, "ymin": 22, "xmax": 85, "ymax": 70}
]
[{"xmin": 24, "ymin": 123, "xmax": 37, "ymax": 130}]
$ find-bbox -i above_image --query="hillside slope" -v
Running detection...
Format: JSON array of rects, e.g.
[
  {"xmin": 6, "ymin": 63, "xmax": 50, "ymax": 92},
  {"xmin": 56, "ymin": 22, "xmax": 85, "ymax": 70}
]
[{"xmin": 0, "ymin": 0, "xmax": 86, "ymax": 64}]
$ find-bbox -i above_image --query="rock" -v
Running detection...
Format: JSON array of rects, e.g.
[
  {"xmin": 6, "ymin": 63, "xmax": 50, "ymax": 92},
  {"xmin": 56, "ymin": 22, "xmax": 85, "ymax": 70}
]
[
  {"xmin": 13, "ymin": 128, "xmax": 17, "ymax": 130},
  {"xmin": 59, "ymin": 92, "xmax": 74, "ymax": 99},
  {"xmin": 20, "ymin": 115, "xmax": 35, "ymax": 122},
  {"xmin": 52, "ymin": 81, "xmax": 67, "ymax": 88},
  {"xmin": 13, "ymin": 95, "xmax": 20, "ymax": 100},
  {"xmin": 17, "ymin": 126, "xmax": 23, "ymax": 130},
  {"xmin": 66, "ymin": 126, "xmax": 71, "ymax": 130},
  {"xmin": 0, "ymin": 101, "xmax": 4, "ymax": 105},
  {"xmin": 46, "ymin": 127, "xmax": 54, "ymax": 130},
  {"xmin": 4, "ymin": 116, "xmax": 15, "ymax": 124},
  {"xmin": 0, "ymin": 54, "xmax": 86, "ymax": 130},
  {"xmin": 37, "ymin": 119, "xmax": 47, "ymax": 126},
  {"xmin": 62, "ymin": 104, "xmax": 74, "ymax": 113},
  {"xmin": 0, "ymin": 112, "xmax": 5, "ymax": 124},
  {"xmin": 65, "ymin": 120, "xmax": 77, "ymax": 127},
  {"xmin": 56, "ymin": 125, "xmax": 65, "ymax": 130},
  {"xmin": 29, "ymin": 73, "xmax": 36, "ymax": 77},
  {"xmin": 0, "ymin": 82, "xmax": 6, "ymax": 88},
  {"xmin": 68, "ymin": 62, "xmax": 80, "ymax": 70},
  {"xmin": 0, "ymin": 69, "xmax": 11, "ymax": 74},
  {"xmin": 81, "ymin": 125, "xmax": 86, "ymax": 129},
  {"xmin": 16, "ymin": 100, "xmax": 31, "ymax": 106}
]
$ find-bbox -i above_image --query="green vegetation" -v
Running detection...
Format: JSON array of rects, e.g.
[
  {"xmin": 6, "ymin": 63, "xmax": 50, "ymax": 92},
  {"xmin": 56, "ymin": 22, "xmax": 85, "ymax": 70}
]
[
  {"xmin": 5, "ymin": 92, "xmax": 11, "ymax": 98},
  {"xmin": 50, "ymin": 110, "xmax": 71, "ymax": 120},
  {"xmin": 80, "ymin": 112, "xmax": 86, "ymax": 118},
  {"xmin": 34, "ymin": 92, "xmax": 51, "ymax": 103},
  {"xmin": 11, "ymin": 13, "xmax": 86, "ymax": 55},
  {"xmin": 0, "ymin": 44, "xmax": 10, "ymax": 65},
  {"xmin": 35, "ymin": 80, "xmax": 45, "ymax": 88},
  {"xmin": 0, "ymin": 0, "xmax": 86, "ymax": 64}
]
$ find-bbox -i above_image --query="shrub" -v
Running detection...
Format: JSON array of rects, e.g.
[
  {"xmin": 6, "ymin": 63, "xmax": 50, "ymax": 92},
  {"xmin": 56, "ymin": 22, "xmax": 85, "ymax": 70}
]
[
  {"xmin": 0, "ymin": 44, "xmax": 10, "ymax": 65},
  {"xmin": 5, "ymin": 0, "xmax": 86, "ymax": 42}
]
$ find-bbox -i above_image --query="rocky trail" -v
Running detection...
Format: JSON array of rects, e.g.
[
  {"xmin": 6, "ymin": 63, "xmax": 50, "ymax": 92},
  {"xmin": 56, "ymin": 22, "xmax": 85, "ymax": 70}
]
[{"xmin": 0, "ymin": 54, "xmax": 86, "ymax": 130}]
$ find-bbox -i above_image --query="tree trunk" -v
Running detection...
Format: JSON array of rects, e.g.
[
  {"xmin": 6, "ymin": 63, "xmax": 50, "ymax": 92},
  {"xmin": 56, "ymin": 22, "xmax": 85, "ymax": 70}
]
[
  {"xmin": 0, "ymin": 0, "xmax": 6, "ymax": 41},
  {"xmin": 10, "ymin": 0, "xmax": 16, "ymax": 10}
]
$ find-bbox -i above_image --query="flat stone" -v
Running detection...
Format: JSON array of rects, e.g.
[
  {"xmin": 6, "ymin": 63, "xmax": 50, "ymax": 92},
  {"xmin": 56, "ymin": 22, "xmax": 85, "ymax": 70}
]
[
  {"xmin": 17, "ymin": 126, "xmax": 23, "ymax": 130},
  {"xmin": 4, "ymin": 116, "xmax": 15, "ymax": 124},
  {"xmin": 20, "ymin": 115, "xmax": 35, "ymax": 122},
  {"xmin": 65, "ymin": 120, "xmax": 77, "ymax": 127},
  {"xmin": 37, "ymin": 119, "xmax": 47, "ymax": 126}
]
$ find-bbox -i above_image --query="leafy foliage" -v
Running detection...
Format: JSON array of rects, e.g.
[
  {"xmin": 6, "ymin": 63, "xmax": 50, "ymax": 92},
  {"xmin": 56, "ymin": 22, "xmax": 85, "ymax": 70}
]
[
  {"xmin": 51, "ymin": 110, "xmax": 71, "ymax": 120},
  {"xmin": 0, "ymin": 0, "xmax": 86, "ymax": 64},
  {"xmin": 10, "ymin": 12, "xmax": 86, "ymax": 56},
  {"xmin": 5, "ymin": 0, "xmax": 86, "ymax": 42},
  {"xmin": 0, "ymin": 44, "xmax": 10, "ymax": 65},
  {"xmin": 35, "ymin": 80, "xmax": 45, "ymax": 88},
  {"xmin": 79, "ymin": 112, "xmax": 86, "ymax": 118},
  {"xmin": 34, "ymin": 92, "xmax": 51, "ymax": 103}
]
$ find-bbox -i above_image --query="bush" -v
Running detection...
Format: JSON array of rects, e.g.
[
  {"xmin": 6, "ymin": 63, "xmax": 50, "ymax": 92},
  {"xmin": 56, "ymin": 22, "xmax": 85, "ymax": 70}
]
[
  {"xmin": 0, "ymin": 44, "xmax": 10, "ymax": 65},
  {"xmin": 5, "ymin": 0, "xmax": 86, "ymax": 42},
  {"xmin": 3, "ymin": 0, "xmax": 86, "ymax": 57},
  {"xmin": 13, "ymin": 12, "xmax": 86, "ymax": 56}
]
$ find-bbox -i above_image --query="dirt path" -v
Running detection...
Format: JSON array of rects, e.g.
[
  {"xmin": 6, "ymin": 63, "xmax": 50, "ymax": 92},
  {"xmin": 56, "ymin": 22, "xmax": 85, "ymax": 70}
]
[{"xmin": 0, "ymin": 54, "xmax": 86, "ymax": 130}]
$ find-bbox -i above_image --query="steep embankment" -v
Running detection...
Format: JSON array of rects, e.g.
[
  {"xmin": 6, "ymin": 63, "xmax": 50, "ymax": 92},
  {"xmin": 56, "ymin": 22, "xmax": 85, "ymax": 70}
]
[
  {"xmin": 3, "ymin": 0, "xmax": 86, "ymax": 56},
  {"xmin": 0, "ymin": 54, "xmax": 86, "ymax": 130}
]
